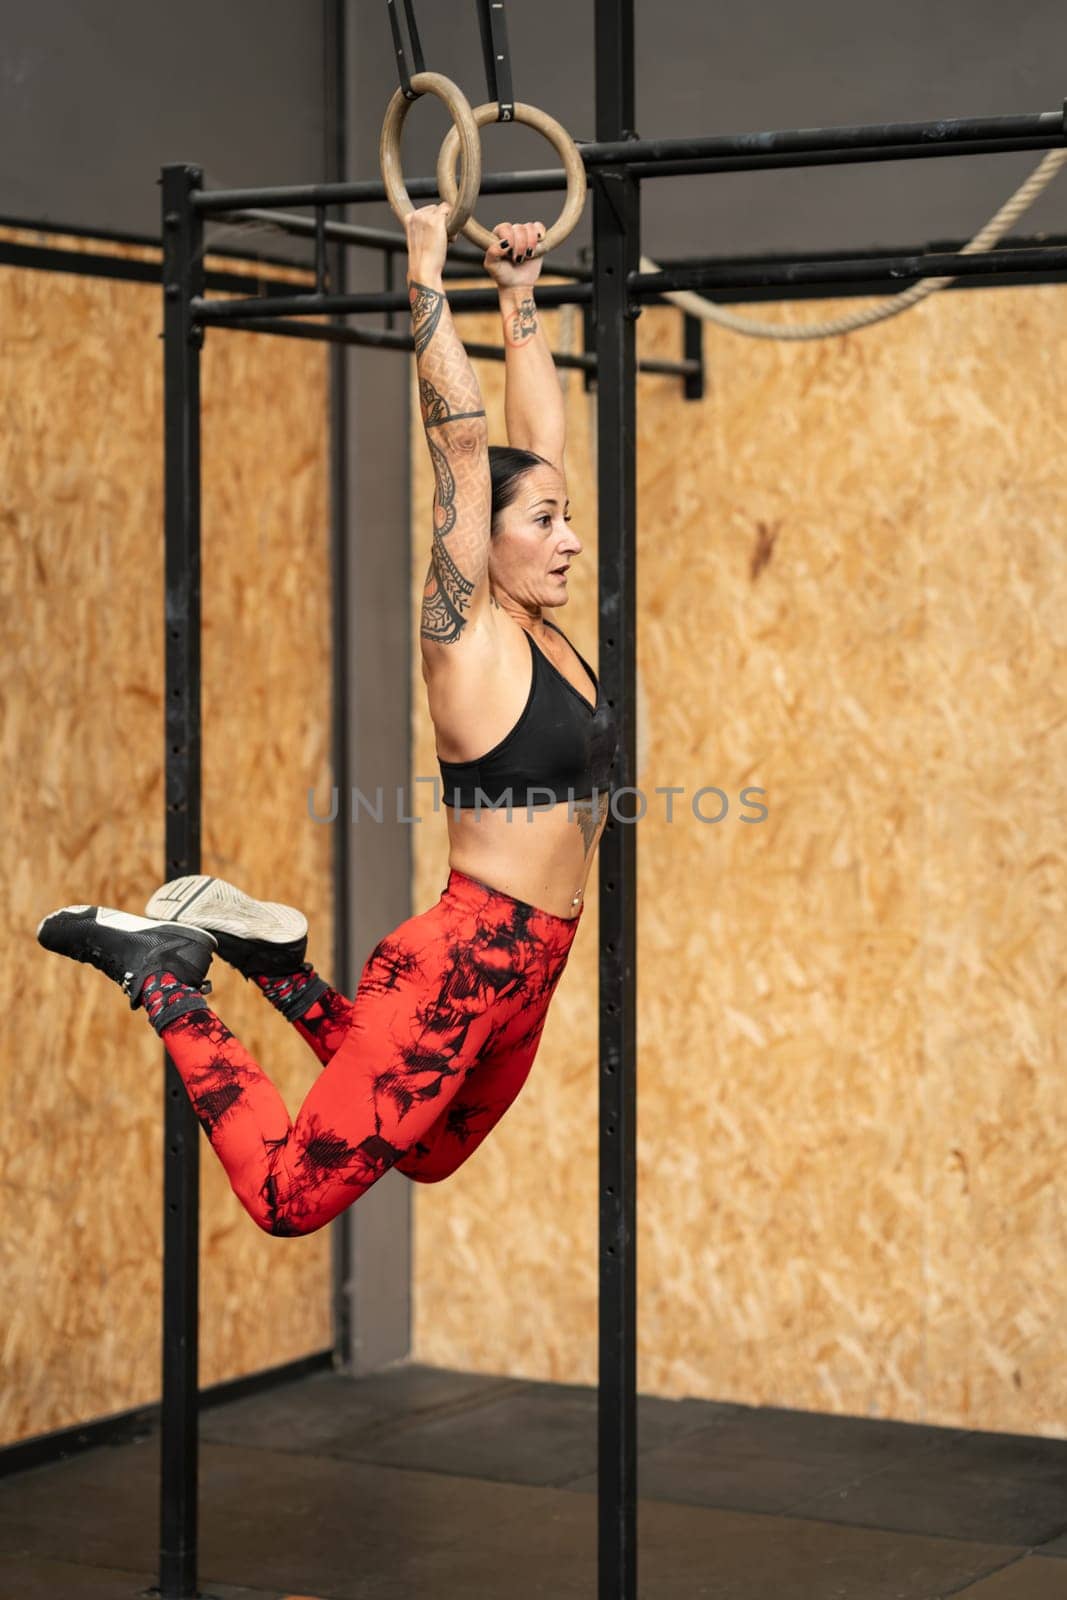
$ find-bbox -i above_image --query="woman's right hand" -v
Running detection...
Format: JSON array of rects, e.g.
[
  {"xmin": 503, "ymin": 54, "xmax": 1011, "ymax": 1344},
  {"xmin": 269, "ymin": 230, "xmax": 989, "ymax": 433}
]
[
  {"xmin": 483, "ymin": 221, "xmax": 547, "ymax": 288},
  {"xmin": 405, "ymin": 202, "xmax": 451, "ymax": 283}
]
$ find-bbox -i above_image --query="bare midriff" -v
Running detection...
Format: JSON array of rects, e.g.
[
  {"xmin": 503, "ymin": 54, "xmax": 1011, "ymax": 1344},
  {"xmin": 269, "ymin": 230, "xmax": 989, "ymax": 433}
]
[{"xmin": 444, "ymin": 795, "xmax": 609, "ymax": 920}]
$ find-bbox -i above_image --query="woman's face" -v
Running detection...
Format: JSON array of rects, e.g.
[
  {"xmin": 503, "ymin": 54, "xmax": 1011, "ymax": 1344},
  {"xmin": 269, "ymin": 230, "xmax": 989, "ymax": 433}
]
[{"xmin": 489, "ymin": 463, "xmax": 582, "ymax": 612}]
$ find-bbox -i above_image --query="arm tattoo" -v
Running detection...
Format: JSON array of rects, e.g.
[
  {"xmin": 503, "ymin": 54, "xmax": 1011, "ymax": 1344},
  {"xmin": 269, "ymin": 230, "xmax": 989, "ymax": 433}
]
[
  {"xmin": 573, "ymin": 794, "xmax": 609, "ymax": 857},
  {"xmin": 421, "ymin": 439, "xmax": 473, "ymax": 641},
  {"xmin": 429, "ymin": 437, "xmax": 456, "ymax": 540},
  {"xmin": 421, "ymin": 538, "xmax": 474, "ymax": 643},
  {"xmin": 410, "ymin": 281, "xmax": 444, "ymax": 356},
  {"xmin": 412, "ymin": 280, "xmax": 489, "ymax": 644},
  {"xmin": 506, "ymin": 295, "xmax": 539, "ymax": 347},
  {"xmin": 419, "ymin": 378, "xmax": 486, "ymax": 431}
]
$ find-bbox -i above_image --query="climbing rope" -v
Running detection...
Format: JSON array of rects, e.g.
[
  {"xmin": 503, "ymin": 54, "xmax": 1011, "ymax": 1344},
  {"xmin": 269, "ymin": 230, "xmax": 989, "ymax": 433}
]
[{"xmin": 640, "ymin": 147, "xmax": 1067, "ymax": 340}]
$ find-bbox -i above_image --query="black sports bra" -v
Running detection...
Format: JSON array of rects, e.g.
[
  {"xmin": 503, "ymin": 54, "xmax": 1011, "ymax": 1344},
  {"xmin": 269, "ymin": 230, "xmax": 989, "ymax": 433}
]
[{"xmin": 438, "ymin": 620, "xmax": 618, "ymax": 809}]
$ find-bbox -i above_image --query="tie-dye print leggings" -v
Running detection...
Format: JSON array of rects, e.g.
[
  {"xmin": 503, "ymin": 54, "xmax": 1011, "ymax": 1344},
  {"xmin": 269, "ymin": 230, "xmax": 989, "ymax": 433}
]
[{"xmin": 159, "ymin": 868, "xmax": 581, "ymax": 1236}]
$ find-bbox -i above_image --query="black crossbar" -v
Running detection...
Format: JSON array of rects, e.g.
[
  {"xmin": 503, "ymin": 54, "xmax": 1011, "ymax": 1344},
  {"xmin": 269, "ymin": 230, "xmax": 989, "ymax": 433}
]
[
  {"xmin": 192, "ymin": 109, "xmax": 1067, "ymax": 213},
  {"xmin": 631, "ymin": 243, "xmax": 1067, "ymax": 297},
  {"xmin": 209, "ymin": 313, "xmax": 698, "ymax": 380},
  {"xmin": 207, "ymin": 206, "xmax": 591, "ymax": 279},
  {"xmin": 188, "ymin": 243, "xmax": 1067, "ymax": 333},
  {"xmin": 191, "ymin": 281, "xmax": 592, "ymax": 323}
]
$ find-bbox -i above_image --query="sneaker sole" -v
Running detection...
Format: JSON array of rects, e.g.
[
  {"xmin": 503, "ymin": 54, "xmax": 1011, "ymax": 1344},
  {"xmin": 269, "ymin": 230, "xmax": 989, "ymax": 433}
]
[
  {"xmin": 144, "ymin": 875, "xmax": 308, "ymax": 944},
  {"xmin": 37, "ymin": 906, "xmax": 218, "ymax": 948}
]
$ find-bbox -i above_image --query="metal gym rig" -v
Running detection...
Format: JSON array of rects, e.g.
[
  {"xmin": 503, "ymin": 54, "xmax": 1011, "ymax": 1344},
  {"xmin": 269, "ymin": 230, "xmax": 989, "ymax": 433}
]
[{"xmin": 159, "ymin": 2, "xmax": 1067, "ymax": 1596}]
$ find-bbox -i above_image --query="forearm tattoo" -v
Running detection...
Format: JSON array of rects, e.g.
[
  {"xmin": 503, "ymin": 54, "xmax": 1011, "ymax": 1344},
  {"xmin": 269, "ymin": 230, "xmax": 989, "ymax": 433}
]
[
  {"xmin": 573, "ymin": 793, "xmax": 609, "ymax": 857},
  {"xmin": 409, "ymin": 282, "xmax": 444, "ymax": 356},
  {"xmin": 505, "ymin": 294, "xmax": 538, "ymax": 347},
  {"xmin": 410, "ymin": 281, "xmax": 490, "ymax": 645}
]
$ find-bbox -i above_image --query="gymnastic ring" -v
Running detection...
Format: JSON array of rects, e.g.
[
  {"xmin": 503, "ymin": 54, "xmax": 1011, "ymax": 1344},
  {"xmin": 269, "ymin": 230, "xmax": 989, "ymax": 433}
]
[
  {"xmin": 379, "ymin": 72, "xmax": 482, "ymax": 240},
  {"xmin": 435, "ymin": 101, "xmax": 588, "ymax": 256}
]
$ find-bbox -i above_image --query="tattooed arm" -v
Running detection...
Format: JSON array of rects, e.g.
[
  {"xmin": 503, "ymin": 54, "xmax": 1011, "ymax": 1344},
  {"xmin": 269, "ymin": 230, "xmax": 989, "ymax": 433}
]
[
  {"xmin": 482, "ymin": 221, "xmax": 566, "ymax": 472},
  {"xmin": 499, "ymin": 284, "xmax": 566, "ymax": 471},
  {"xmin": 406, "ymin": 204, "xmax": 492, "ymax": 647}
]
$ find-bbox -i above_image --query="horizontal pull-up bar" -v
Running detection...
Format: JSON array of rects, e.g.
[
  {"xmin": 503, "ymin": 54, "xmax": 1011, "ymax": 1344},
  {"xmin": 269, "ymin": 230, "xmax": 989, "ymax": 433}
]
[
  {"xmin": 191, "ymin": 107, "xmax": 1067, "ymax": 214},
  {"xmin": 189, "ymin": 240, "xmax": 1067, "ymax": 327},
  {"xmin": 198, "ymin": 135, "xmax": 1067, "ymax": 230},
  {"xmin": 192, "ymin": 281, "xmax": 592, "ymax": 323},
  {"xmin": 623, "ymin": 134, "xmax": 1063, "ymax": 180},
  {"xmin": 220, "ymin": 313, "xmax": 698, "ymax": 380},
  {"xmin": 631, "ymin": 242, "xmax": 1067, "ymax": 296},
  {"xmin": 210, "ymin": 205, "xmax": 590, "ymax": 279}
]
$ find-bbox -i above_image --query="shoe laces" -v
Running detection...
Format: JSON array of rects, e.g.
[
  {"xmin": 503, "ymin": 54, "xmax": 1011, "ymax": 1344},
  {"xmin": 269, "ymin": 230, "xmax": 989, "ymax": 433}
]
[{"xmin": 77, "ymin": 940, "xmax": 132, "ymax": 992}]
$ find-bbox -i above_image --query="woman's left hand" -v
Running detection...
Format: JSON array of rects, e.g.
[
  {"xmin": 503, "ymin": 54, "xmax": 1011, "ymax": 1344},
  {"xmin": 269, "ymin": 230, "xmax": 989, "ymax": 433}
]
[{"xmin": 483, "ymin": 221, "xmax": 547, "ymax": 288}]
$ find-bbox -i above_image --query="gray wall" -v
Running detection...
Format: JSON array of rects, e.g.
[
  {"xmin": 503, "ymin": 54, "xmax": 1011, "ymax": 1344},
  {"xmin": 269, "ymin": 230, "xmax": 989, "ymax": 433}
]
[{"xmin": 0, "ymin": 1, "xmax": 325, "ymax": 236}]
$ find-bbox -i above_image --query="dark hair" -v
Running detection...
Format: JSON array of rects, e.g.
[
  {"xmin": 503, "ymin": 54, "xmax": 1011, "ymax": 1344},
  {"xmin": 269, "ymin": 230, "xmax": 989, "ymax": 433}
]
[{"xmin": 489, "ymin": 445, "xmax": 552, "ymax": 535}]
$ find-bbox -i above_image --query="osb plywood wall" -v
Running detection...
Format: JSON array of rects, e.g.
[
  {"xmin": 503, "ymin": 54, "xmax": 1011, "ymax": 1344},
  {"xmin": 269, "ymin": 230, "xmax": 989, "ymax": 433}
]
[
  {"xmin": 409, "ymin": 284, "xmax": 1066, "ymax": 1436},
  {"xmin": 1, "ymin": 244, "xmax": 333, "ymax": 1448}
]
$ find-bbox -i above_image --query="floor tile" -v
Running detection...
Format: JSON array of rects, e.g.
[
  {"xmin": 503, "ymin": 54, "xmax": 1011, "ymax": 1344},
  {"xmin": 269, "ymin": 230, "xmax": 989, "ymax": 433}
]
[
  {"xmin": 631, "ymin": 1498, "xmax": 1017, "ymax": 1600},
  {"xmin": 564, "ymin": 1404, "xmax": 965, "ymax": 1512},
  {"xmin": 248, "ymin": 1375, "xmax": 726, "ymax": 1487},
  {"xmin": 947, "ymin": 1554, "xmax": 1067, "ymax": 1597},
  {"xmin": 198, "ymin": 1364, "xmax": 521, "ymax": 1454},
  {"xmin": 790, "ymin": 1457, "xmax": 1067, "ymax": 1545}
]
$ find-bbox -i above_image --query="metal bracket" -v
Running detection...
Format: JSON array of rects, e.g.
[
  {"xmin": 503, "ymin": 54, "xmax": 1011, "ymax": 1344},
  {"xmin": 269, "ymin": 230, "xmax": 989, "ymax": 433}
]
[
  {"xmin": 682, "ymin": 314, "xmax": 704, "ymax": 401},
  {"xmin": 582, "ymin": 299, "xmax": 597, "ymax": 394},
  {"xmin": 591, "ymin": 167, "xmax": 633, "ymax": 231},
  {"xmin": 476, "ymin": 0, "xmax": 514, "ymax": 121},
  {"xmin": 386, "ymin": 0, "xmax": 425, "ymax": 101}
]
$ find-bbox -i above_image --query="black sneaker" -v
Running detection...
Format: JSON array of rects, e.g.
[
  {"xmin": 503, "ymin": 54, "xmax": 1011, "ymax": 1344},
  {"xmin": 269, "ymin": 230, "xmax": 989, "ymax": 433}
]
[
  {"xmin": 143, "ymin": 875, "xmax": 308, "ymax": 978},
  {"xmin": 36, "ymin": 905, "xmax": 216, "ymax": 1009}
]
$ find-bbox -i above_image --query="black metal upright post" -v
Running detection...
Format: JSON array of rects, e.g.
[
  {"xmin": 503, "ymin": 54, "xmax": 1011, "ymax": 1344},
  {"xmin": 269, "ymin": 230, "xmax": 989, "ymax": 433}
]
[
  {"xmin": 160, "ymin": 162, "xmax": 205, "ymax": 1600},
  {"xmin": 593, "ymin": 3, "xmax": 639, "ymax": 1599},
  {"xmin": 323, "ymin": 0, "xmax": 355, "ymax": 1378}
]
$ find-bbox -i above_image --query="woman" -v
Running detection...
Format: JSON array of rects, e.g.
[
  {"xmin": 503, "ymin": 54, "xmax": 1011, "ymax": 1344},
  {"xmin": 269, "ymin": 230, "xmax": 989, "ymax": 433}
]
[{"xmin": 37, "ymin": 204, "xmax": 617, "ymax": 1237}]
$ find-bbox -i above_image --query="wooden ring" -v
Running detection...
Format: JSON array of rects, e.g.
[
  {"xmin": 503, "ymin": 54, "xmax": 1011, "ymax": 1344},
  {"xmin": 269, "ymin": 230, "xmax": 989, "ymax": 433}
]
[
  {"xmin": 379, "ymin": 72, "xmax": 482, "ymax": 240},
  {"xmin": 435, "ymin": 101, "xmax": 588, "ymax": 256}
]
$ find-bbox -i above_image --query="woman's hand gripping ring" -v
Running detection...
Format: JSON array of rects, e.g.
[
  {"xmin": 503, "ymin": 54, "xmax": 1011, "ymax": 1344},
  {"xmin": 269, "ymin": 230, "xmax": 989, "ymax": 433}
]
[{"xmin": 435, "ymin": 100, "xmax": 587, "ymax": 256}]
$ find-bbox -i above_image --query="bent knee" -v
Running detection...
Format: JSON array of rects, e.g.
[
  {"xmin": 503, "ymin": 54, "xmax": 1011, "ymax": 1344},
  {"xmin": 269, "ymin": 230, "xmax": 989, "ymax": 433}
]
[
  {"xmin": 241, "ymin": 1200, "xmax": 329, "ymax": 1237},
  {"xmin": 397, "ymin": 1153, "xmax": 465, "ymax": 1184},
  {"xmin": 401, "ymin": 1166, "xmax": 451, "ymax": 1185},
  {"xmin": 243, "ymin": 1166, "xmax": 330, "ymax": 1236},
  {"xmin": 262, "ymin": 1210, "xmax": 328, "ymax": 1237}
]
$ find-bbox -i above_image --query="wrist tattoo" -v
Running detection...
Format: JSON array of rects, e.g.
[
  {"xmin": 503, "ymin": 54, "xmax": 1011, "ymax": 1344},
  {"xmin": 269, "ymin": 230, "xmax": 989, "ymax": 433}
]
[
  {"xmin": 506, "ymin": 295, "xmax": 538, "ymax": 346},
  {"xmin": 409, "ymin": 281, "xmax": 444, "ymax": 356}
]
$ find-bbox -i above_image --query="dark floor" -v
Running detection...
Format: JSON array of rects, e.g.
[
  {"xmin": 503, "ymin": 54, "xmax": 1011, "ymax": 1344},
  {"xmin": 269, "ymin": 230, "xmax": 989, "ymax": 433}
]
[{"xmin": 2, "ymin": 1363, "xmax": 1067, "ymax": 1599}]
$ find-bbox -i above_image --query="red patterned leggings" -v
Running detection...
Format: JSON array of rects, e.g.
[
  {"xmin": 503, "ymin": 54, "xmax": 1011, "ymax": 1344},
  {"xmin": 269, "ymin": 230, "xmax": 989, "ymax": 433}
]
[{"xmin": 158, "ymin": 869, "xmax": 581, "ymax": 1236}]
